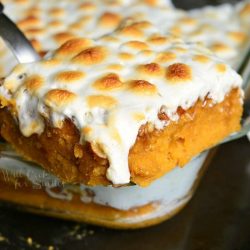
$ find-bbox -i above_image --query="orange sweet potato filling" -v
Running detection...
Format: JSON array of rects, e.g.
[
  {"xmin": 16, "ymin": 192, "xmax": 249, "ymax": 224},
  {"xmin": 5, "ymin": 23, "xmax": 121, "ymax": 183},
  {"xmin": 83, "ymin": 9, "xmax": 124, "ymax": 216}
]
[{"xmin": 0, "ymin": 88, "xmax": 242, "ymax": 187}]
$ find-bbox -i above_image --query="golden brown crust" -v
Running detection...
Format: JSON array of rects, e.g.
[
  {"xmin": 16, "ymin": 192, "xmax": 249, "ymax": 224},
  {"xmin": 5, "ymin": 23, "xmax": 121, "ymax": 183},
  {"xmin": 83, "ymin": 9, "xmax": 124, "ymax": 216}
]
[
  {"xmin": 54, "ymin": 71, "xmax": 85, "ymax": 83},
  {"xmin": 0, "ymin": 89, "xmax": 242, "ymax": 186},
  {"xmin": 87, "ymin": 95, "xmax": 118, "ymax": 109},
  {"xmin": 192, "ymin": 55, "xmax": 210, "ymax": 63},
  {"xmin": 156, "ymin": 51, "xmax": 177, "ymax": 63},
  {"xmin": 44, "ymin": 89, "xmax": 77, "ymax": 109},
  {"xmin": 92, "ymin": 73, "xmax": 123, "ymax": 91},
  {"xmin": 128, "ymin": 80, "xmax": 158, "ymax": 95},
  {"xmin": 166, "ymin": 63, "xmax": 192, "ymax": 82},
  {"xmin": 72, "ymin": 46, "xmax": 107, "ymax": 65},
  {"xmin": 98, "ymin": 12, "xmax": 122, "ymax": 28},
  {"xmin": 55, "ymin": 38, "xmax": 93, "ymax": 59},
  {"xmin": 24, "ymin": 75, "xmax": 45, "ymax": 93},
  {"xmin": 137, "ymin": 63, "xmax": 164, "ymax": 77}
]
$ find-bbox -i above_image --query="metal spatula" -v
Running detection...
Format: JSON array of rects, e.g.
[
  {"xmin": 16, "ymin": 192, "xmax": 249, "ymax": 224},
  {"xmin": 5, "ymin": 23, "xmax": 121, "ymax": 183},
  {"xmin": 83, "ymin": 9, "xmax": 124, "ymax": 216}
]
[{"xmin": 0, "ymin": 2, "xmax": 40, "ymax": 63}]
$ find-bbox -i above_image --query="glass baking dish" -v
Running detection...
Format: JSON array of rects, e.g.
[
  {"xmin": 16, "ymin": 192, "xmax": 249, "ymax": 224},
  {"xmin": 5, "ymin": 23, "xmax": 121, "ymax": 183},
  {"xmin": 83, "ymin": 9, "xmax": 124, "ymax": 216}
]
[{"xmin": 0, "ymin": 149, "xmax": 213, "ymax": 229}]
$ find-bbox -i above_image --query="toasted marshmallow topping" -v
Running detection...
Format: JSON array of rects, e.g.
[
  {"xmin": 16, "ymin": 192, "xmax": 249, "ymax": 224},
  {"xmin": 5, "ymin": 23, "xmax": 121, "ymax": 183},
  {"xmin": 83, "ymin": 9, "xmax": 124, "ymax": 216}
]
[
  {"xmin": 0, "ymin": 0, "xmax": 250, "ymax": 76},
  {"xmin": 0, "ymin": 0, "xmax": 249, "ymax": 78},
  {"xmin": 0, "ymin": 20, "xmax": 243, "ymax": 184}
]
